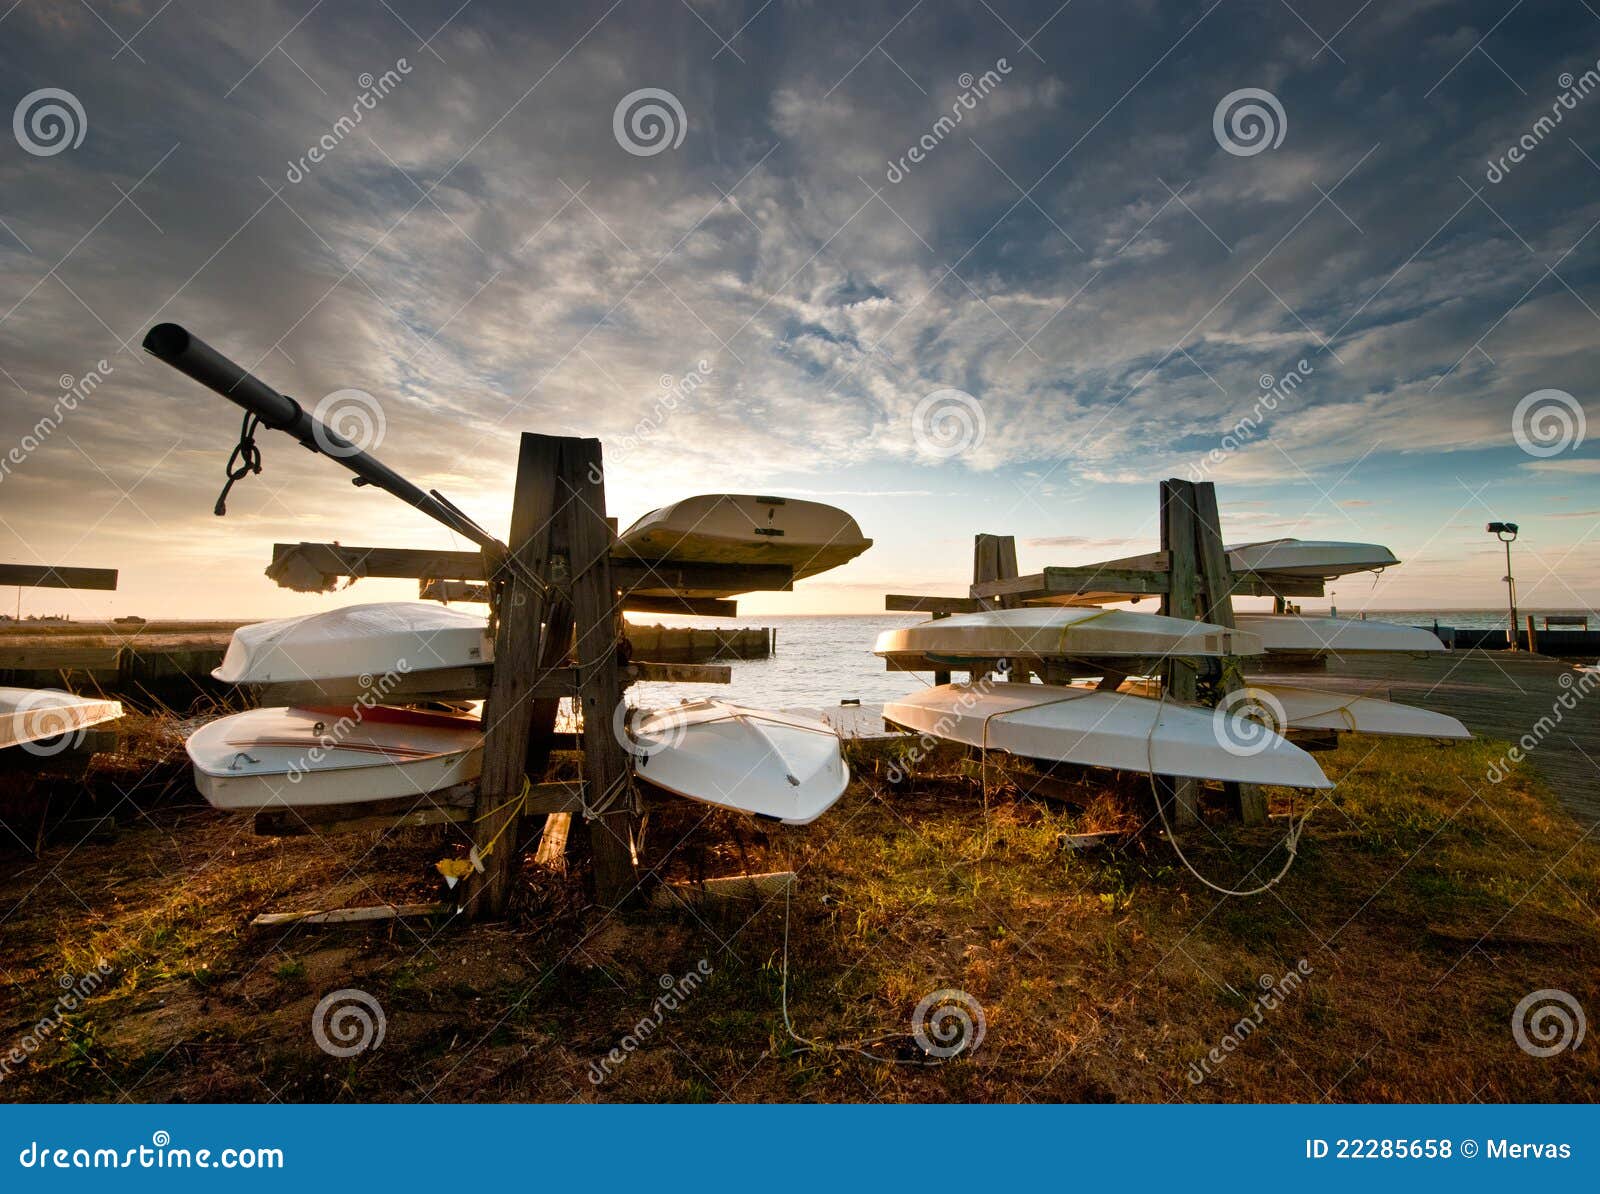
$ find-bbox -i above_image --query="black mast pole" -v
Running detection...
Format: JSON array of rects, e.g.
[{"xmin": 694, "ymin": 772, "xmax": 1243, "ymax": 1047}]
[{"xmin": 141, "ymin": 323, "xmax": 503, "ymax": 553}]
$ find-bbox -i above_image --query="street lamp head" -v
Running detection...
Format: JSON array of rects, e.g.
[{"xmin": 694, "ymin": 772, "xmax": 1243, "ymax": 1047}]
[{"xmin": 1486, "ymin": 521, "xmax": 1519, "ymax": 540}]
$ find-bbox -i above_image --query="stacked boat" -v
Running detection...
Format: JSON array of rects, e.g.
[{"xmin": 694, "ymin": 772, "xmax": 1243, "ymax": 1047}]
[
  {"xmin": 188, "ymin": 489, "xmax": 874, "ymax": 826},
  {"xmin": 2, "ymin": 687, "xmax": 123, "ymax": 755},
  {"xmin": 874, "ymin": 538, "xmax": 1469, "ymax": 786}
]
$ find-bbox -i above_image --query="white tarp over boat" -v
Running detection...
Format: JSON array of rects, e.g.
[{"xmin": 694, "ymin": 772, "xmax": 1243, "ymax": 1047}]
[
  {"xmin": 1, "ymin": 687, "xmax": 123, "ymax": 751},
  {"xmin": 874, "ymin": 606, "xmax": 1262, "ymax": 662},
  {"xmin": 213, "ymin": 601, "xmax": 491, "ymax": 684},
  {"xmin": 629, "ymin": 699, "xmax": 849, "ymax": 824},
  {"xmin": 884, "ymin": 682, "xmax": 1330, "ymax": 788},
  {"xmin": 1226, "ymin": 539, "xmax": 1400, "ymax": 577},
  {"xmin": 1234, "ymin": 614, "xmax": 1444, "ymax": 655},
  {"xmin": 1252, "ymin": 684, "xmax": 1471, "ymax": 739}
]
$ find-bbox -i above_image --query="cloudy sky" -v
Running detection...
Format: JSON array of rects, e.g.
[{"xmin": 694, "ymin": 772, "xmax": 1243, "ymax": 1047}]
[{"xmin": 0, "ymin": 0, "xmax": 1596, "ymax": 619}]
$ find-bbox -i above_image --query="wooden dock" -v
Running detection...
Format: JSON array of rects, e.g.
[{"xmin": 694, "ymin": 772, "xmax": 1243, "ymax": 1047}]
[{"xmin": 1247, "ymin": 650, "xmax": 1600, "ymax": 824}]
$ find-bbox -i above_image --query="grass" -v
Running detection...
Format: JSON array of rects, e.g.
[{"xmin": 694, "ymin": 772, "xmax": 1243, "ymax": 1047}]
[{"xmin": 0, "ymin": 722, "xmax": 1596, "ymax": 1103}]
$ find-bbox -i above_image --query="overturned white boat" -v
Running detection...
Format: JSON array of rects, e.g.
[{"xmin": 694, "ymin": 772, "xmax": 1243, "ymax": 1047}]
[
  {"xmin": 213, "ymin": 601, "xmax": 490, "ymax": 684},
  {"xmin": 1227, "ymin": 539, "xmax": 1399, "ymax": 578},
  {"xmin": 628, "ymin": 700, "xmax": 849, "ymax": 825},
  {"xmin": 1, "ymin": 687, "xmax": 123, "ymax": 752},
  {"xmin": 1251, "ymin": 684, "xmax": 1470, "ymax": 739},
  {"xmin": 616, "ymin": 494, "xmax": 871, "ymax": 594},
  {"xmin": 875, "ymin": 607, "xmax": 1261, "ymax": 664},
  {"xmin": 1235, "ymin": 614, "xmax": 1444, "ymax": 655},
  {"xmin": 187, "ymin": 704, "xmax": 483, "ymax": 809},
  {"xmin": 884, "ymin": 682, "xmax": 1331, "ymax": 789}
]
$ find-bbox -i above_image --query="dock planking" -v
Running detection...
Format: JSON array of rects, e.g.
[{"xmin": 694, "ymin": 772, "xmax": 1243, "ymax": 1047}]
[{"xmin": 1247, "ymin": 650, "xmax": 1600, "ymax": 824}]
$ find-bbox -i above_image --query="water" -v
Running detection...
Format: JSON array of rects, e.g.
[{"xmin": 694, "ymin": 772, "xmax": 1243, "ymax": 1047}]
[{"xmin": 626, "ymin": 609, "xmax": 1594, "ymax": 710}]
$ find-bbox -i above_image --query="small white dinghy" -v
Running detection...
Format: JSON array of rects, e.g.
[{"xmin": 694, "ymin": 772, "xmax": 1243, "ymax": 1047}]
[
  {"xmin": 213, "ymin": 602, "xmax": 491, "ymax": 684},
  {"xmin": 1235, "ymin": 614, "xmax": 1444, "ymax": 655},
  {"xmin": 616, "ymin": 494, "xmax": 871, "ymax": 593},
  {"xmin": 1, "ymin": 687, "xmax": 123, "ymax": 752},
  {"xmin": 1252, "ymin": 684, "xmax": 1471, "ymax": 739},
  {"xmin": 186, "ymin": 704, "xmax": 483, "ymax": 809},
  {"xmin": 628, "ymin": 699, "xmax": 849, "ymax": 824},
  {"xmin": 884, "ymin": 682, "xmax": 1330, "ymax": 788},
  {"xmin": 1226, "ymin": 539, "xmax": 1400, "ymax": 577},
  {"xmin": 875, "ymin": 607, "xmax": 1262, "ymax": 663}
]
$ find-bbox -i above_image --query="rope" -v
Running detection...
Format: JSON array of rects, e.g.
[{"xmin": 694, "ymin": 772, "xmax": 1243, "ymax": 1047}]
[
  {"xmin": 1142, "ymin": 686, "xmax": 1310, "ymax": 898},
  {"xmin": 213, "ymin": 411, "xmax": 263, "ymax": 516}
]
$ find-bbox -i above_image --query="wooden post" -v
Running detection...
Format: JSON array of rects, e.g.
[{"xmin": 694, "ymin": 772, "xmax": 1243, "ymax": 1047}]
[
  {"xmin": 1158, "ymin": 481, "xmax": 1202, "ymax": 826},
  {"xmin": 563, "ymin": 438, "xmax": 638, "ymax": 906},
  {"xmin": 973, "ymin": 533, "xmax": 1027, "ymax": 683},
  {"xmin": 467, "ymin": 435, "xmax": 562, "ymax": 918},
  {"xmin": 1192, "ymin": 482, "xmax": 1266, "ymax": 825},
  {"xmin": 1525, "ymin": 614, "xmax": 1538, "ymax": 655}
]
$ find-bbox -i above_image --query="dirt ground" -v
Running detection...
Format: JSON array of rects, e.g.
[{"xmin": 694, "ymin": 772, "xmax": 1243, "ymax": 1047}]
[{"xmin": 1, "ymin": 722, "xmax": 1596, "ymax": 1103}]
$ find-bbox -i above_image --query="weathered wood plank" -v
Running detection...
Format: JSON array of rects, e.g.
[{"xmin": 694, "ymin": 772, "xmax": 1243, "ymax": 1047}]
[
  {"xmin": 970, "ymin": 566, "xmax": 1171, "ymax": 601},
  {"xmin": 420, "ymin": 579, "xmax": 740, "ymax": 618},
  {"xmin": 0, "ymin": 565, "xmax": 119, "ymax": 590},
  {"xmin": 884, "ymin": 594, "xmax": 982, "ymax": 614},
  {"xmin": 250, "ymin": 902, "xmax": 451, "ymax": 927},
  {"xmin": 271, "ymin": 542, "xmax": 487, "ymax": 581},
  {"xmin": 1160, "ymin": 480, "xmax": 1202, "ymax": 826}
]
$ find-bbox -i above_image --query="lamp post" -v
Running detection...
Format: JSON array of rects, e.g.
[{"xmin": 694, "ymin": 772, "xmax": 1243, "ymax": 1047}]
[{"xmin": 1486, "ymin": 522, "xmax": 1519, "ymax": 649}]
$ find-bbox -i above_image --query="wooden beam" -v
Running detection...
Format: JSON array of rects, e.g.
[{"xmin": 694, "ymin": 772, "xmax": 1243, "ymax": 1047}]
[
  {"xmin": 271, "ymin": 542, "xmax": 487, "ymax": 581},
  {"xmin": 566, "ymin": 438, "xmax": 638, "ymax": 906},
  {"xmin": 971, "ymin": 565, "xmax": 1171, "ymax": 601},
  {"xmin": 884, "ymin": 594, "xmax": 982, "ymax": 614},
  {"xmin": 621, "ymin": 594, "xmax": 739, "ymax": 617},
  {"xmin": 630, "ymin": 661, "xmax": 731, "ymax": 684},
  {"xmin": 419, "ymin": 578, "xmax": 489, "ymax": 603},
  {"xmin": 250, "ymin": 902, "xmax": 451, "ymax": 927},
  {"xmin": 0, "ymin": 565, "xmax": 118, "ymax": 591},
  {"xmin": 611, "ymin": 558, "xmax": 793, "ymax": 596},
  {"xmin": 1159, "ymin": 480, "xmax": 1202, "ymax": 827},
  {"xmin": 252, "ymin": 665, "xmax": 507, "ymax": 706},
  {"xmin": 468, "ymin": 435, "xmax": 562, "ymax": 918}
]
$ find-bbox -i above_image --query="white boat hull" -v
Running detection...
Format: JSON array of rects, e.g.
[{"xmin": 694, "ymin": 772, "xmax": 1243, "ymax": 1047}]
[
  {"xmin": 1226, "ymin": 539, "xmax": 1400, "ymax": 577},
  {"xmin": 1254, "ymin": 684, "xmax": 1470, "ymax": 739},
  {"xmin": 186, "ymin": 705, "xmax": 483, "ymax": 810},
  {"xmin": 875, "ymin": 607, "xmax": 1261, "ymax": 663},
  {"xmin": 616, "ymin": 494, "xmax": 871, "ymax": 594},
  {"xmin": 1235, "ymin": 614, "xmax": 1444, "ymax": 654},
  {"xmin": 884, "ymin": 682, "xmax": 1331, "ymax": 788},
  {"xmin": 1, "ymin": 687, "xmax": 123, "ymax": 751},
  {"xmin": 630, "ymin": 700, "xmax": 849, "ymax": 824},
  {"xmin": 213, "ymin": 602, "xmax": 490, "ymax": 684}
]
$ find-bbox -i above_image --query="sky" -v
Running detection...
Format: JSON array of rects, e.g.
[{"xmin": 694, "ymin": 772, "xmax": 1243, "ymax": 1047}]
[{"xmin": 0, "ymin": 0, "xmax": 1596, "ymax": 620}]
